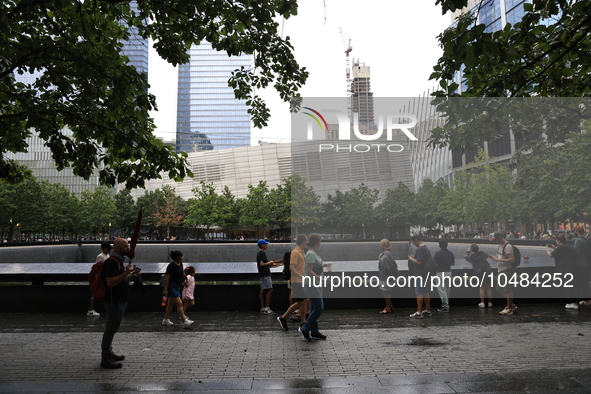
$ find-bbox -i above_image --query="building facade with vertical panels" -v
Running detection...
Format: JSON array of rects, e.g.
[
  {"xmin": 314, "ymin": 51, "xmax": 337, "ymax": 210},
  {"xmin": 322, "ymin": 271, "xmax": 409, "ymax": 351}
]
[
  {"xmin": 123, "ymin": 139, "xmax": 415, "ymax": 203},
  {"xmin": 176, "ymin": 43, "xmax": 252, "ymax": 153}
]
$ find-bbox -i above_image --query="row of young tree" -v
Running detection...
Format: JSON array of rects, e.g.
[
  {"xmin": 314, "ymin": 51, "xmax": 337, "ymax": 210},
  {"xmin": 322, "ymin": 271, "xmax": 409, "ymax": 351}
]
[{"xmin": 1, "ymin": 129, "xmax": 589, "ymax": 242}]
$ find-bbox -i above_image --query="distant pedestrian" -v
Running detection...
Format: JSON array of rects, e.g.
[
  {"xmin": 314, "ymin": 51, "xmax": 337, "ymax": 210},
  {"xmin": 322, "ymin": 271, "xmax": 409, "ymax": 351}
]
[
  {"xmin": 100, "ymin": 237, "xmax": 139, "ymax": 369},
  {"xmin": 465, "ymin": 244, "xmax": 493, "ymax": 308},
  {"xmin": 547, "ymin": 234, "xmax": 581, "ymax": 310},
  {"xmin": 88, "ymin": 241, "xmax": 112, "ymax": 317},
  {"xmin": 182, "ymin": 266, "xmax": 196, "ymax": 317},
  {"xmin": 257, "ymin": 239, "xmax": 275, "ymax": 315},
  {"xmin": 277, "ymin": 234, "xmax": 308, "ymax": 331},
  {"xmin": 572, "ymin": 226, "xmax": 591, "ymax": 308},
  {"xmin": 299, "ymin": 233, "xmax": 327, "ymax": 341},
  {"xmin": 407, "ymin": 234, "xmax": 432, "ymax": 318},
  {"xmin": 377, "ymin": 239, "xmax": 398, "ymax": 314},
  {"xmin": 490, "ymin": 232, "xmax": 517, "ymax": 315},
  {"xmin": 433, "ymin": 240, "xmax": 454, "ymax": 312},
  {"xmin": 162, "ymin": 250, "xmax": 194, "ymax": 328}
]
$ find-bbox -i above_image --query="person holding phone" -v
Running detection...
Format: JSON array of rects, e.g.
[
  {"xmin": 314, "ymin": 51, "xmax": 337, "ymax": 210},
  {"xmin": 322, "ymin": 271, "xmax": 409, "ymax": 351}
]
[{"xmin": 100, "ymin": 237, "xmax": 139, "ymax": 369}]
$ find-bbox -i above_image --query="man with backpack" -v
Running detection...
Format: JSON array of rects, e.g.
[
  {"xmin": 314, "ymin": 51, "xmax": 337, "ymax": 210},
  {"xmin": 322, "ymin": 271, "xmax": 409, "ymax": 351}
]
[
  {"xmin": 100, "ymin": 237, "xmax": 138, "ymax": 369},
  {"xmin": 574, "ymin": 226, "xmax": 591, "ymax": 308},
  {"xmin": 490, "ymin": 232, "xmax": 518, "ymax": 315},
  {"xmin": 87, "ymin": 241, "xmax": 112, "ymax": 317}
]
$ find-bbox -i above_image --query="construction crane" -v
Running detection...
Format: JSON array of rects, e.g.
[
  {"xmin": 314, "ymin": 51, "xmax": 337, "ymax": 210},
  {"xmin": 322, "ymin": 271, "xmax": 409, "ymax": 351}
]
[
  {"xmin": 339, "ymin": 27, "xmax": 353, "ymax": 98},
  {"xmin": 339, "ymin": 27, "xmax": 353, "ymax": 119}
]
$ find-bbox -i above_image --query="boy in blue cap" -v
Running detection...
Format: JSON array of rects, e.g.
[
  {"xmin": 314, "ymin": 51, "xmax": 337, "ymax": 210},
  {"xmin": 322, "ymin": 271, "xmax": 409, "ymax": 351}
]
[{"xmin": 257, "ymin": 239, "xmax": 275, "ymax": 315}]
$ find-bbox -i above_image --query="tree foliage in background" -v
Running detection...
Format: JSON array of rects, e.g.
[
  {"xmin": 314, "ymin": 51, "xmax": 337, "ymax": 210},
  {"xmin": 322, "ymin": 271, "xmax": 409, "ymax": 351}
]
[
  {"xmin": 153, "ymin": 185, "xmax": 185, "ymax": 239},
  {"xmin": 136, "ymin": 189, "xmax": 166, "ymax": 233},
  {"xmin": 42, "ymin": 181, "xmax": 82, "ymax": 239},
  {"xmin": 80, "ymin": 186, "xmax": 117, "ymax": 236},
  {"xmin": 239, "ymin": 181, "xmax": 272, "ymax": 238},
  {"xmin": 186, "ymin": 181, "xmax": 224, "ymax": 235},
  {"xmin": 430, "ymin": 0, "xmax": 591, "ymax": 151},
  {"xmin": 438, "ymin": 171, "xmax": 470, "ymax": 230},
  {"xmin": 434, "ymin": 0, "xmax": 591, "ymax": 98},
  {"xmin": 379, "ymin": 182, "xmax": 416, "ymax": 237},
  {"xmin": 288, "ymin": 174, "xmax": 320, "ymax": 235},
  {"xmin": 1, "ymin": 0, "xmax": 308, "ymax": 186},
  {"xmin": 464, "ymin": 150, "xmax": 514, "ymax": 231},
  {"xmin": 342, "ymin": 184, "xmax": 379, "ymax": 238},
  {"xmin": 114, "ymin": 189, "xmax": 137, "ymax": 236}
]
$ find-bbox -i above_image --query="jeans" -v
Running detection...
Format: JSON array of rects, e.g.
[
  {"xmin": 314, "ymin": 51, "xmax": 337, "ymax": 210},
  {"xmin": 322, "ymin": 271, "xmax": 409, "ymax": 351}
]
[
  {"xmin": 302, "ymin": 286, "xmax": 323, "ymax": 334},
  {"xmin": 101, "ymin": 301, "xmax": 127, "ymax": 359},
  {"xmin": 436, "ymin": 271, "xmax": 451, "ymax": 309}
]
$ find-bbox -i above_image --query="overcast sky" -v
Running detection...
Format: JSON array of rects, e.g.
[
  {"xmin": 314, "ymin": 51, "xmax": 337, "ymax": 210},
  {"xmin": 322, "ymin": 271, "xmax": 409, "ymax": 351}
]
[{"xmin": 147, "ymin": 0, "xmax": 451, "ymax": 145}]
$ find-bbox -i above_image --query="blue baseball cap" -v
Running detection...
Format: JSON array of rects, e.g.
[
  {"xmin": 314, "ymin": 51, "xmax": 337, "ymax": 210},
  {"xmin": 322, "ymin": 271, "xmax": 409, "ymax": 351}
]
[{"xmin": 257, "ymin": 239, "xmax": 270, "ymax": 247}]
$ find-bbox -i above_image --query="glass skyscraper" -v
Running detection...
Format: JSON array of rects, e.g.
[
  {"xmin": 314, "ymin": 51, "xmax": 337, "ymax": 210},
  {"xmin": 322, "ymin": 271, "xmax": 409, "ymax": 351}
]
[
  {"xmin": 176, "ymin": 43, "xmax": 252, "ymax": 153},
  {"xmin": 119, "ymin": 0, "xmax": 148, "ymax": 79}
]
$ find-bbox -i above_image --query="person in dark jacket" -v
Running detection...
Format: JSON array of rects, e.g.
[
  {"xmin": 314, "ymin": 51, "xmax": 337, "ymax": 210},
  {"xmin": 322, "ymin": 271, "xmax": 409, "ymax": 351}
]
[
  {"xmin": 465, "ymin": 244, "xmax": 493, "ymax": 308},
  {"xmin": 547, "ymin": 233, "xmax": 582, "ymax": 310},
  {"xmin": 433, "ymin": 240, "xmax": 454, "ymax": 312}
]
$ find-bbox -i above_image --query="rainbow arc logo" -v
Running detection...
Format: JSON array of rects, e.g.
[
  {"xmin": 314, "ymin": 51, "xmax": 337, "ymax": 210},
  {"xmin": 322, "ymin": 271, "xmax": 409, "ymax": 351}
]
[{"xmin": 302, "ymin": 107, "xmax": 328, "ymax": 131}]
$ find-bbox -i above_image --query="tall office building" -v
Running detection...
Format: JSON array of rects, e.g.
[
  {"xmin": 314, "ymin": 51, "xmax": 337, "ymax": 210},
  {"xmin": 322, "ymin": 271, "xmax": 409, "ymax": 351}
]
[
  {"xmin": 119, "ymin": 0, "xmax": 148, "ymax": 79},
  {"xmin": 176, "ymin": 43, "xmax": 252, "ymax": 153},
  {"xmin": 7, "ymin": 1, "xmax": 149, "ymax": 197}
]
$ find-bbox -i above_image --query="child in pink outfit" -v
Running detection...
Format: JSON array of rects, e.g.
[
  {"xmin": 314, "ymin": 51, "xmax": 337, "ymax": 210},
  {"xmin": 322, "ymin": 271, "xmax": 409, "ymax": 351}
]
[{"xmin": 182, "ymin": 266, "xmax": 196, "ymax": 316}]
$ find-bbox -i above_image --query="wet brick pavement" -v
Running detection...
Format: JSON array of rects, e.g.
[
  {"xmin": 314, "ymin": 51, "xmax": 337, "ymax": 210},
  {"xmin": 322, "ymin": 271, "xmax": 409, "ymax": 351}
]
[{"xmin": 1, "ymin": 303, "xmax": 591, "ymax": 392}]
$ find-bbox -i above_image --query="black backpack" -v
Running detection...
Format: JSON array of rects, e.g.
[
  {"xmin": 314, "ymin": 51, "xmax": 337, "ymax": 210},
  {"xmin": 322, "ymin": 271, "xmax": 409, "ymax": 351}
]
[
  {"xmin": 503, "ymin": 243, "xmax": 521, "ymax": 268},
  {"xmin": 282, "ymin": 252, "xmax": 291, "ymax": 280}
]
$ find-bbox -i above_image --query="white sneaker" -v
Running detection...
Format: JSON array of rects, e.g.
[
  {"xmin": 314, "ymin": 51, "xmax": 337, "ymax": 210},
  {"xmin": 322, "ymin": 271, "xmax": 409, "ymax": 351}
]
[
  {"xmin": 265, "ymin": 308, "xmax": 275, "ymax": 315},
  {"xmin": 580, "ymin": 300, "xmax": 591, "ymax": 307},
  {"xmin": 162, "ymin": 319, "xmax": 174, "ymax": 326},
  {"xmin": 566, "ymin": 303, "xmax": 580, "ymax": 310},
  {"xmin": 499, "ymin": 307, "xmax": 513, "ymax": 315},
  {"xmin": 478, "ymin": 302, "xmax": 485, "ymax": 308},
  {"xmin": 488, "ymin": 302, "xmax": 493, "ymax": 308},
  {"xmin": 182, "ymin": 319, "xmax": 194, "ymax": 328},
  {"xmin": 87, "ymin": 310, "xmax": 100, "ymax": 317}
]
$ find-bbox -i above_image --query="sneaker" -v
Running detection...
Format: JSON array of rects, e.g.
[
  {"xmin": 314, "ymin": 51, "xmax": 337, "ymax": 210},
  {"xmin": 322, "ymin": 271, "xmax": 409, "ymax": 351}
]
[
  {"xmin": 488, "ymin": 302, "xmax": 493, "ymax": 308},
  {"xmin": 179, "ymin": 316, "xmax": 191, "ymax": 320},
  {"xmin": 289, "ymin": 315, "xmax": 301, "ymax": 322},
  {"xmin": 101, "ymin": 356, "xmax": 122, "ymax": 369},
  {"xmin": 511, "ymin": 304, "xmax": 518, "ymax": 311},
  {"xmin": 110, "ymin": 352, "xmax": 125, "ymax": 361},
  {"xmin": 410, "ymin": 312, "xmax": 424, "ymax": 318},
  {"xmin": 87, "ymin": 310, "xmax": 100, "ymax": 317},
  {"xmin": 260, "ymin": 309, "xmax": 267, "ymax": 315},
  {"xmin": 182, "ymin": 319, "xmax": 194, "ymax": 328},
  {"xmin": 566, "ymin": 303, "xmax": 580, "ymax": 310},
  {"xmin": 265, "ymin": 308, "xmax": 275, "ymax": 315},
  {"xmin": 162, "ymin": 319, "xmax": 174, "ymax": 326},
  {"xmin": 499, "ymin": 307, "xmax": 513, "ymax": 315},
  {"xmin": 478, "ymin": 302, "xmax": 485, "ymax": 308},
  {"xmin": 311, "ymin": 332, "xmax": 327, "ymax": 340},
  {"xmin": 437, "ymin": 308, "xmax": 450, "ymax": 313},
  {"xmin": 298, "ymin": 326, "xmax": 311, "ymax": 342},
  {"xmin": 423, "ymin": 310, "xmax": 432, "ymax": 316},
  {"xmin": 277, "ymin": 316, "xmax": 288, "ymax": 331},
  {"xmin": 580, "ymin": 300, "xmax": 591, "ymax": 307}
]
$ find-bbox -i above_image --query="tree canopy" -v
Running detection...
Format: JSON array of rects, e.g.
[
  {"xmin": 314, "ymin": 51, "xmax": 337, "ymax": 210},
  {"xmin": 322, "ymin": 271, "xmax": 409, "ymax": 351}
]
[
  {"xmin": 1, "ymin": 0, "xmax": 308, "ymax": 187},
  {"xmin": 430, "ymin": 0, "xmax": 591, "ymax": 151}
]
